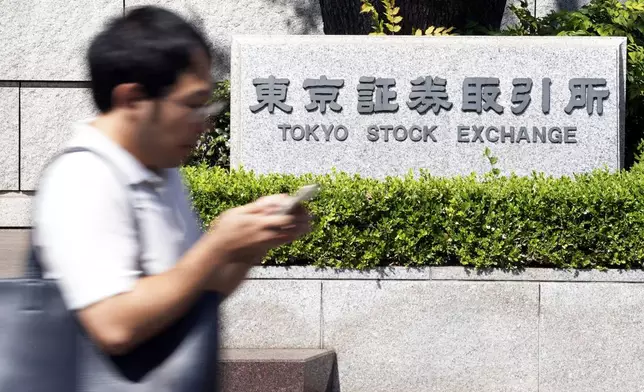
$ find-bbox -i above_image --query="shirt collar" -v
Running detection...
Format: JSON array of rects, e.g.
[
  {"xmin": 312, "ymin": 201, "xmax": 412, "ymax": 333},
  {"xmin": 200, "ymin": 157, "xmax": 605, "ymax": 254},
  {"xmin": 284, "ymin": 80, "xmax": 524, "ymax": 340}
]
[{"xmin": 68, "ymin": 119, "xmax": 168, "ymax": 186}]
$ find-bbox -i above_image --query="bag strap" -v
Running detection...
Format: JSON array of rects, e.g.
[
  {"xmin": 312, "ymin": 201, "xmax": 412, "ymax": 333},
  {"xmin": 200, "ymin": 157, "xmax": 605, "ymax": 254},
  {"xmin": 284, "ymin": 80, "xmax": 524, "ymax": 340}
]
[{"xmin": 26, "ymin": 146, "xmax": 142, "ymax": 280}]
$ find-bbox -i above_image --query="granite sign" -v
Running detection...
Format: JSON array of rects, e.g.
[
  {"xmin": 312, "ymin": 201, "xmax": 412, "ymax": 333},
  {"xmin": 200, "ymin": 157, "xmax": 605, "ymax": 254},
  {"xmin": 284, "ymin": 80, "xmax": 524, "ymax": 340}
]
[{"xmin": 230, "ymin": 35, "xmax": 626, "ymax": 178}]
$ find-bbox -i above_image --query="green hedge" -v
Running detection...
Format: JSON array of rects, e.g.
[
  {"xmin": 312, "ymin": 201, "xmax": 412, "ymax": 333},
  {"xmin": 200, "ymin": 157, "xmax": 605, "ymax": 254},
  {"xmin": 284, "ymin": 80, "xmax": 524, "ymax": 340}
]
[{"xmin": 181, "ymin": 163, "xmax": 644, "ymax": 270}]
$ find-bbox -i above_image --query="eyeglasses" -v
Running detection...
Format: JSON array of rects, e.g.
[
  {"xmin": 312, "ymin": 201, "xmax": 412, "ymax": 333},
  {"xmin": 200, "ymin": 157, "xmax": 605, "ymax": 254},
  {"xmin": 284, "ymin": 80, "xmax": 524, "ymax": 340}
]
[
  {"xmin": 164, "ymin": 97, "xmax": 228, "ymax": 121},
  {"xmin": 190, "ymin": 101, "xmax": 228, "ymax": 121}
]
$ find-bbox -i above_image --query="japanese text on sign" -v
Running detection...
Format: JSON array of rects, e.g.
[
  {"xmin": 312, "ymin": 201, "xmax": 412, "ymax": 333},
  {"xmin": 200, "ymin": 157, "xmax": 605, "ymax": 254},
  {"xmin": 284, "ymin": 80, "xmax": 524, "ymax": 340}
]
[{"xmin": 248, "ymin": 75, "xmax": 610, "ymax": 145}]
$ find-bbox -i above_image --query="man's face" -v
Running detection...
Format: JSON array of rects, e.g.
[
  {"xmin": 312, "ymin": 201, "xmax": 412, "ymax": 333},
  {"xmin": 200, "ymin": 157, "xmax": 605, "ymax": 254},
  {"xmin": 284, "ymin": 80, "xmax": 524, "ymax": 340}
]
[{"xmin": 140, "ymin": 49, "xmax": 213, "ymax": 169}]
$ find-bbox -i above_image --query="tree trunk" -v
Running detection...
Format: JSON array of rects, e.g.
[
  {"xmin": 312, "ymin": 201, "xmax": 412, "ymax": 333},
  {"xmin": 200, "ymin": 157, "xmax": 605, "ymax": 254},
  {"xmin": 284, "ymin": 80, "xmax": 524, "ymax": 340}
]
[
  {"xmin": 318, "ymin": 0, "xmax": 509, "ymax": 35},
  {"xmin": 465, "ymin": 0, "xmax": 509, "ymax": 30},
  {"xmin": 318, "ymin": 0, "xmax": 372, "ymax": 35},
  {"xmin": 396, "ymin": 0, "xmax": 466, "ymax": 35}
]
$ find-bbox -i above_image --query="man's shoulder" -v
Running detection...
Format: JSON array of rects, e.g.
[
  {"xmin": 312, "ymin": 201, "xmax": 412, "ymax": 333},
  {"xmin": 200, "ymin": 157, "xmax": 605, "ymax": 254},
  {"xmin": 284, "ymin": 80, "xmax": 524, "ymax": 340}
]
[
  {"xmin": 34, "ymin": 149, "xmax": 130, "ymax": 223},
  {"xmin": 39, "ymin": 150, "xmax": 124, "ymax": 195},
  {"xmin": 37, "ymin": 122, "xmax": 124, "ymax": 189}
]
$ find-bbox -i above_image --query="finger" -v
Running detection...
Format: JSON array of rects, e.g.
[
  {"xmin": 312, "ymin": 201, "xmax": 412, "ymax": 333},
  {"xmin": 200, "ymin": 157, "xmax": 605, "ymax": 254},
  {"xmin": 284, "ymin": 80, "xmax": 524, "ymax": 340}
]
[
  {"xmin": 255, "ymin": 194, "xmax": 289, "ymax": 206},
  {"xmin": 285, "ymin": 215, "xmax": 312, "ymax": 230},
  {"xmin": 243, "ymin": 194, "xmax": 290, "ymax": 214},
  {"xmin": 269, "ymin": 220, "xmax": 312, "ymax": 241},
  {"xmin": 256, "ymin": 212, "xmax": 301, "ymax": 228},
  {"xmin": 257, "ymin": 214, "xmax": 310, "ymax": 236},
  {"xmin": 259, "ymin": 231, "xmax": 305, "ymax": 249},
  {"xmin": 289, "ymin": 203, "xmax": 310, "ymax": 215}
]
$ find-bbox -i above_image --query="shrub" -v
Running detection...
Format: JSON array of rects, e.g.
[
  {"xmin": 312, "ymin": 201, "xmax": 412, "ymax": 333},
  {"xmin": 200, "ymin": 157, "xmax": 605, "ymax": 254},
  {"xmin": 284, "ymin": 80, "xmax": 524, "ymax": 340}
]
[
  {"xmin": 182, "ymin": 162, "xmax": 644, "ymax": 270},
  {"xmin": 184, "ymin": 80, "xmax": 231, "ymax": 169}
]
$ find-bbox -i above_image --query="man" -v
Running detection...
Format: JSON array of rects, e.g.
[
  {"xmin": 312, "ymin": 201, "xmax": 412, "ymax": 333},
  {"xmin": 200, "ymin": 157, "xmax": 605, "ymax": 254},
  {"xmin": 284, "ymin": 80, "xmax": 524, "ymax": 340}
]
[{"xmin": 32, "ymin": 4, "xmax": 310, "ymax": 360}]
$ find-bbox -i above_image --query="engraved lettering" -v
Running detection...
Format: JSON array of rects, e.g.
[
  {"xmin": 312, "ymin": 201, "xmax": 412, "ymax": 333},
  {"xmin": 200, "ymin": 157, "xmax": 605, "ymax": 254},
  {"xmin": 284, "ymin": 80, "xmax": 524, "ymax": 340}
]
[
  {"xmin": 423, "ymin": 126, "xmax": 437, "ymax": 142},
  {"xmin": 516, "ymin": 126, "xmax": 531, "ymax": 143},
  {"xmin": 322, "ymin": 124, "xmax": 334, "ymax": 141},
  {"xmin": 542, "ymin": 78, "xmax": 551, "ymax": 114},
  {"xmin": 500, "ymin": 126, "xmax": 515, "ymax": 143},
  {"xmin": 305, "ymin": 124, "xmax": 320, "ymax": 141},
  {"xmin": 407, "ymin": 76, "xmax": 453, "ymax": 114},
  {"xmin": 367, "ymin": 125, "xmax": 379, "ymax": 142},
  {"xmin": 564, "ymin": 127, "xmax": 577, "ymax": 143},
  {"xmin": 278, "ymin": 124, "xmax": 291, "ymax": 141},
  {"xmin": 486, "ymin": 126, "xmax": 499, "ymax": 143},
  {"xmin": 250, "ymin": 76, "xmax": 293, "ymax": 114},
  {"xmin": 472, "ymin": 125, "xmax": 485, "ymax": 143},
  {"xmin": 303, "ymin": 76, "xmax": 344, "ymax": 114},
  {"xmin": 462, "ymin": 77, "xmax": 503, "ymax": 114},
  {"xmin": 458, "ymin": 126, "xmax": 470, "ymax": 143},
  {"xmin": 394, "ymin": 126, "xmax": 407, "ymax": 142},
  {"xmin": 410, "ymin": 125, "xmax": 423, "ymax": 142},
  {"xmin": 291, "ymin": 125, "xmax": 305, "ymax": 141},
  {"xmin": 381, "ymin": 125, "xmax": 394, "ymax": 142},
  {"xmin": 511, "ymin": 78, "xmax": 533, "ymax": 115},
  {"xmin": 548, "ymin": 127, "xmax": 562, "ymax": 143},
  {"xmin": 533, "ymin": 126, "xmax": 546, "ymax": 143},
  {"xmin": 564, "ymin": 78, "xmax": 610, "ymax": 115},
  {"xmin": 357, "ymin": 77, "xmax": 399, "ymax": 113},
  {"xmin": 335, "ymin": 125, "xmax": 349, "ymax": 141}
]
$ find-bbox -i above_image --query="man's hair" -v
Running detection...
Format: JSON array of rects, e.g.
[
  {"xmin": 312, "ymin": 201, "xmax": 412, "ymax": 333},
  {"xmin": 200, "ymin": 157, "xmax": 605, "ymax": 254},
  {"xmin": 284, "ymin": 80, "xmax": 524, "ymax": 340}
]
[{"xmin": 87, "ymin": 6, "xmax": 213, "ymax": 113}]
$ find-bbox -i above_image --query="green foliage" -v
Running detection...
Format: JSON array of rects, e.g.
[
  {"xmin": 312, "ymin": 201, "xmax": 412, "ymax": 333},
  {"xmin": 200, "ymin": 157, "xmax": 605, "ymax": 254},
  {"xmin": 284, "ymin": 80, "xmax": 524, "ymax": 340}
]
[
  {"xmin": 504, "ymin": 0, "xmax": 644, "ymax": 37},
  {"xmin": 181, "ymin": 164, "xmax": 644, "ymax": 270},
  {"xmin": 360, "ymin": 0, "xmax": 455, "ymax": 36},
  {"xmin": 360, "ymin": 0, "xmax": 401, "ymax": 34},
  {"xmin": 483, "ymin": 147, "xmax": 501, "ymax": 177},
  {"xmin": 413, "ymin": 25, "xmax": 456, "ymax": 36},
  {"xmin": 502, "ymin": 0, "xmax": 644, "ymax": 167},
  {"xmin": 184, "ymin": 80, "xmax": 231, "ymax": 169}
]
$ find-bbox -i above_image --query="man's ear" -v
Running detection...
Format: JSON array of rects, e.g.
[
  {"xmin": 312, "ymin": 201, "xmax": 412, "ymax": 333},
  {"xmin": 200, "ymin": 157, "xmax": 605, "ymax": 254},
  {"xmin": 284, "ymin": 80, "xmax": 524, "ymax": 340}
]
[{"xmin": 111, "ymin": 83, "xmax": 148, "ymax": 110}]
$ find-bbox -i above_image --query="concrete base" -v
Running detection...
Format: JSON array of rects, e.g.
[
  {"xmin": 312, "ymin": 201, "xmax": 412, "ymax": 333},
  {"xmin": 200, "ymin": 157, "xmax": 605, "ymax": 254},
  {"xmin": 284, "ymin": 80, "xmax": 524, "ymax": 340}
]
[
  {"xmin": 221, "ymin": 266, "xmax": 644, "ymax": 392},
  {"xmin": 218, "ymin": 349, "xmax": 336, "ymax": 392},
  {"xmin": 0, "ymin": 229, "xmax": 29, "ymax": 277}
]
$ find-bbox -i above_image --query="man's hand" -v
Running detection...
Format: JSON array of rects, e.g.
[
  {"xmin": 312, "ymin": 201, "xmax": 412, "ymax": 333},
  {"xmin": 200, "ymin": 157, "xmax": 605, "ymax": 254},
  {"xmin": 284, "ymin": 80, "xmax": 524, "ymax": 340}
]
[
  {"xmin": 208, "ymin": 194, "xmax": 312, "ymax": 263},
  {"xmin": 205, "ymin": 194, "xmax": 312, "ymax": 295}
]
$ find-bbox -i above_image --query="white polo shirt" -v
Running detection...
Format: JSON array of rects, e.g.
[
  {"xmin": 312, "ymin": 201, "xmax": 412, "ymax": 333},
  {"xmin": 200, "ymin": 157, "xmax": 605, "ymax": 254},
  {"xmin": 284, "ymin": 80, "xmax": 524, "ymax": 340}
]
[{"xmin": 32, "ymin": 120, "xmax": 204, "ymax": 310}]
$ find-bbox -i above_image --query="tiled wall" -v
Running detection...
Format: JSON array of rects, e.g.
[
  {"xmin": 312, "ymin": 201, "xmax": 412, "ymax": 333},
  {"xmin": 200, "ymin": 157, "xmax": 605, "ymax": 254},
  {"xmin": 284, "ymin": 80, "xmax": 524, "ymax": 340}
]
[{"xmin": 217, "ymin": 266, "xmax": 644, "ymax": 392}]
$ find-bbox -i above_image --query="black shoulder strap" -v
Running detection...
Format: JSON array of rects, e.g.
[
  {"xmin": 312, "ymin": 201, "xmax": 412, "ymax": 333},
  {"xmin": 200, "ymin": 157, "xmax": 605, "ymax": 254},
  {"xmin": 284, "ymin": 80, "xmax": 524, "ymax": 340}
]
[{"xmin": 26, "ymin": 146, "xmax": 142, "ymax": 279}]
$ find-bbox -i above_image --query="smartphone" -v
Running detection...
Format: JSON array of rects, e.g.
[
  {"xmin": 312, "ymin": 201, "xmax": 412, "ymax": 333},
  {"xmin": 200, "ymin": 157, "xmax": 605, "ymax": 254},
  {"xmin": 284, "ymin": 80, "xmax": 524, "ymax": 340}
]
[{"xmin": 276, "ymin": 184, "xmax": 320, "ymax": 214}]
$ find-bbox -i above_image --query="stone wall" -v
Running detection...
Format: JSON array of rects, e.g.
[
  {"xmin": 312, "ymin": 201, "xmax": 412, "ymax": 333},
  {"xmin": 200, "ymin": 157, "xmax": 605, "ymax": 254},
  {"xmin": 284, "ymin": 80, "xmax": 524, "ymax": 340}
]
[
  {"xmin": 0, "ymin": 0, "xmax": 325, "ymax": 227},
  {"xmin": 220, "ymin": 266, "xmax": 644, "ymax": 392}
]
